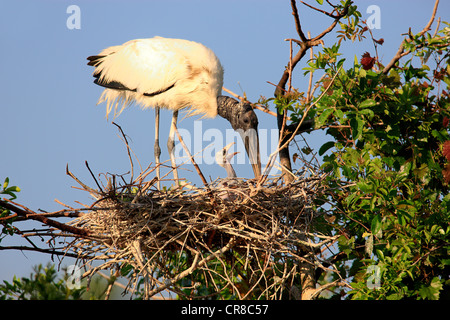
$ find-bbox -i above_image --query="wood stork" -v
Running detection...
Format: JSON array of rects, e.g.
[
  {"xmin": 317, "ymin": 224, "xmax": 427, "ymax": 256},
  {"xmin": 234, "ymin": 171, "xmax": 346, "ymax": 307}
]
[
  {"xmin": 215, "ymin": 142, "xmax": 238, "ymax": 178},
  {"xmin": 87, "ymin": 36, "xmax": 261, "ymax": 188},
  {"xmin": 215, "ymin": 142, "xmax": 241, "ymax": 201}
]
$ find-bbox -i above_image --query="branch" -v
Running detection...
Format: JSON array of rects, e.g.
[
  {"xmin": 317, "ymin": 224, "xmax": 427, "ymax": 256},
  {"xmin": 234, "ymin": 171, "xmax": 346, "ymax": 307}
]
[
  {"xmin": 300, "ymin": 1, "xmax": 339, "ymax": 18},
  {"xmin": 276, "ymin": 1, "xmax": 349, "ymax": 95},
  {"xmin": 145, "ymin": 237, "xmax": 236, "ymax": 297},
  {"xmin": 264, "ymin": 66, "xmax": 342, "ymax": 181},
  {"xmin": 0, "ymin": 245, "xmax": 81, "ymax": 259},
  {"xmin": 382, "ymin": 0, "xmax": 439, "ymax": 74},
  {"xmin": 274, "ymin": 1, "xmax": 351, "ymax": 183},
  {"xmin": 0, "ymin": 199, "xmax": 91, "ymax": 238},
  {"xmin": 291, "ymin": 0, "xmax": 308, "ymax": 42},
  {"xmin": 302, "ymin": 280, "xmax": 352, "ymax": 300},
  {"xmin": 420, "ymin": 0, "xmax": 440, "ymax": 36},
  {"xmin": 222, "ymin": 87, "xmax": 279, "ymax": 118},
  {"xmin": 306, "ymin": 31, "xmax": 314, "ymax": 103},
  {"xmin": 278, "ymin": 65, "xmax": 342, "ymax": 153}
]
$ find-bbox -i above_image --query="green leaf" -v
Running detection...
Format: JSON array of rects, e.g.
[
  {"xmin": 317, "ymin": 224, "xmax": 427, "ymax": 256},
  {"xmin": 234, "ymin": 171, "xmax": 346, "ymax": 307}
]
[
  {"xmin": 418, "ymin": 277, "xmax": 443, "ymax": 300},
  {"xmin": 5, "ymin": 186, "xmax": 20, "ymax": 193},
  {"xmin": 350, "ymin": 117, "xmax": 364, "ymax": 140},
  {"xmin": 120, "ymin": 263, "xmax": 134, "ymax": 277},
  {"xmin": 376, "ymin": 249, "xmax": 385, "ymax": 262},
  {"xmin": 3, "ymin": 178, "xmax": 9, "ymax": 190},
  {"xmin": 359, "ymin": 99, "xmax": 376, "ymax": 109},
  {"xmin": 371, "ymin": 214, "xmax": 382, "ymax": 236},
  {"xmin": 360, "ymin": 108, "xmax": 375, "ymax": 119},
  {"xmin": 357, "ymin": 181, "xmax": 373, "ymax": 193},
  {"xmin": 315, "ymin": 0, "xmax": 324, "ymax": 4},
  {"xmin": 319, "ymin": 141, "xmax": 335, "ymax": 156},
  {"xmin": 316, "ymin": 108, "xmax": 334, "ymax": 127}
]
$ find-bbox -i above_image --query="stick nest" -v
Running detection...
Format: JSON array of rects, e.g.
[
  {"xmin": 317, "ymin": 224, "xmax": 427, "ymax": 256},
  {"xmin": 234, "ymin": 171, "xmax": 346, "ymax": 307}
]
[{"xmin": 63, "ymin": 167, "xmax": 330, "ymax": 299}]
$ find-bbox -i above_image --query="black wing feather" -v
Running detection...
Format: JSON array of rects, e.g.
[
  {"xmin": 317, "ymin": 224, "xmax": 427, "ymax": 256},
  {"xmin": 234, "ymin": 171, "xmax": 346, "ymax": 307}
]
[{"xmin": 87, "ymin": 54, "xmax": 176, "ymax": 96}]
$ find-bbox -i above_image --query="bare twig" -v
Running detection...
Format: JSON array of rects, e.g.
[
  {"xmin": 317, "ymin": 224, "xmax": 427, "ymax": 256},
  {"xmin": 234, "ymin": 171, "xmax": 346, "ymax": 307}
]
[
  {"xmin": 0, "ymin": 199, "xmax": 91, "ymax": 238},
  {"xmin": 382, "ymin": 0, "xmax": 440, "ymax": 74},
  {"xmin": 306, "ymin": 31, "xmax": 314, "ymax": 103},
  {"xmin": 222, "ymin": 86, "xmax": 279, "ymax": 118},
  {"xmin": 113, "ymin": 122, "xmax": 141, "ymax": 182},
  {"xmin": 300, "ymin": 0, "xmax": 338, "ymax": 18},
  {"xmin": 173, "ymin": 126, "xmax": 209, "ymax": 188},
  {"xmin": 266, "ymin": 65, "xmax": 343, "ymax": 180},
  {"xmin": 291, "ymin": 0, "xmax": 308, "ymax": 42}
]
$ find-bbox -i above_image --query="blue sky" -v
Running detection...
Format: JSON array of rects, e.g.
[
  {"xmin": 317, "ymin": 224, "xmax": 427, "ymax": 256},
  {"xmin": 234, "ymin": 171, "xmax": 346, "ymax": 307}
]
[{"xmin": 1, "ymin": 0, "xmax": 448, "ymax": 285}]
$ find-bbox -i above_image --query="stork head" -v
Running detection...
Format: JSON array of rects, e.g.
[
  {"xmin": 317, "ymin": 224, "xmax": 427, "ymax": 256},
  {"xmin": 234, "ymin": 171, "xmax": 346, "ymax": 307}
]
[
  {"xmin": 216, "ymin": 142, "xmax": 238, "ymax": 178},
  {"xmin": 217, "ymin": 96, "xmax": 262, "ymax": 179}
]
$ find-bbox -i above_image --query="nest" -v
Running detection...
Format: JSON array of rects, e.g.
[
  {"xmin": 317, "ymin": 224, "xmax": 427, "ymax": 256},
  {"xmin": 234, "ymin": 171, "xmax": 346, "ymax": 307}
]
[{"xmin": 63, "ymin": 164, "xmax": 332, "ymax": 300}]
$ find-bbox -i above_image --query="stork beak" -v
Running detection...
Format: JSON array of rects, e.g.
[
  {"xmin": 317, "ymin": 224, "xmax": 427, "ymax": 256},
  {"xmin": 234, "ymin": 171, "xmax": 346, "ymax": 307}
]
[
  {"xmin": 223, "ymin": 142, "xmax": 235, "ymax": 153},
  {"xmin": 240, "ymin": 129, "xmax": 261, "ymax": 179}
]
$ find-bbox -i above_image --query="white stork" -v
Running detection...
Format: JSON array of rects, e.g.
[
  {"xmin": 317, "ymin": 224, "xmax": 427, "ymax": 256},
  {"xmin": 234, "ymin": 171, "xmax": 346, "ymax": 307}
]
[{"xmin": 87, "ymin": 36, "xmax": 261, "ymax": 188}]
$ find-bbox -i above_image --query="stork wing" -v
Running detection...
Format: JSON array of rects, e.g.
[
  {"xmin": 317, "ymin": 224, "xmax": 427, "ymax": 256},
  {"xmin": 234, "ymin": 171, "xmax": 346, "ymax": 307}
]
[{"xmin": 88, "ymin": 38, "xmax": 188, "ymax": 96}]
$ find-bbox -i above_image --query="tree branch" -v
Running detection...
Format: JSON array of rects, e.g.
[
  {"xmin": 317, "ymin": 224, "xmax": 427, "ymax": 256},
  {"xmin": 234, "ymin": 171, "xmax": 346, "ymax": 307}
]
[
  {"xmin": 291, "ymin": 0, "xmax": 308, "ymax": 42},
  {"xmin": 0, "ymin": 199, "xmax": 91, "ymax": 238},
  {"xmin": 275, "ymin": 1, "xmax": 350, "ymax": 183},
  {"xmin": 382, "ymin": 0, "xmax": 439, "ymax": 74},
  {"xmin": 300, "ymin": 1, "xmax": 339, "ymax": 18},
  {"xmin": 0, "ymin": 245, "xmax": 81, "ymax": 259},
  {"xmin": 145, "ymin": 237, "xmax": 236, "ymax": 297}
]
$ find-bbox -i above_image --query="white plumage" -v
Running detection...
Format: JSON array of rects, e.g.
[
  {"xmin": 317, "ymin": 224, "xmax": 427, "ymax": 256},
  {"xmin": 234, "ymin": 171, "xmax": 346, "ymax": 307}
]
[{"xmin": 90, "ymin": 37, "xmax": 224, "ymax": 119}]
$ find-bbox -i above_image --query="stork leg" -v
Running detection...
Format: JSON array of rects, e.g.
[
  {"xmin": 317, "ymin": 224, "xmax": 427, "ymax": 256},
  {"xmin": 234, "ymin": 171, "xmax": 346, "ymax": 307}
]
[
  {"xmin": 167, "ymin": 110, "xmax": 179, "ymax": 184},
  {"xmin": 154, "ymin": 107, "xmax": 161, "ymax": 190}
]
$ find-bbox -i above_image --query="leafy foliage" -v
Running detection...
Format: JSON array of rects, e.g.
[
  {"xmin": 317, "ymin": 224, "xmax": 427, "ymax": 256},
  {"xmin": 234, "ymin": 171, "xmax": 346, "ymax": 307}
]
[
  {"xmin": 0, "ymin": 178, "xmax": 20, "ymax": 242},
  {"xmin": 299, "ymin": 11, "xmax": 450, "ymax": 300},
  {"xmin": 0, "ymin": 264, "xmax": 84, "ymax": 300},
  {"xmin": 0, "ymin": 263, "xmax": 124, "ymax": 300}
]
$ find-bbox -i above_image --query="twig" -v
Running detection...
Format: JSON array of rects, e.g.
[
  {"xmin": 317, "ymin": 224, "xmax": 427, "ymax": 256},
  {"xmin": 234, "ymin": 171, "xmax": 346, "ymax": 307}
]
[
  {"xmin": 222, "ymin": 87, "xmax": 279, "ymax": 118},
  {"xmin": 267, "ymin": 65, "xmax": 343, "ymax": 178},
  {"xmin": 113, "ymin": 122, "xmax": 138, "ymax": 182},
  {"xmin": 173, "ymin": 126, "xmax": 209, "ymax": 188},
  {"xmin": 382, "ymin": 0, "xmax": 439, "ymax": 74},
  {"xmin": 0, "ymin": 245, "xmax": 80, "ymax": 258},
  {"xmin": 0, "ymin": 199, "xmax": 91, "ymax": 238},
  {"xmin": 306, "ymin": 31, "xmax": 314, "ymax": 103},
  {"xmin": 288, "ymin": 39, "xmax": 294, "ymax": 92},
  {"xmin": 85, "ymin": 161, "xmax": 103, "ymax": 193},
  {"xmin": 145, "ymin": 237, "xmax": 236, "ymax": 297},
  {"xmin": 66, "ymin": 164, "xmax": 98, "ymax": 195},
  {"xmin": 291, "ymin": 0, "xmax": 308, "ymax": 42},
  {"xmin": 300, "ymin": 0, "xmax": 338, "ymax": 18}
]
